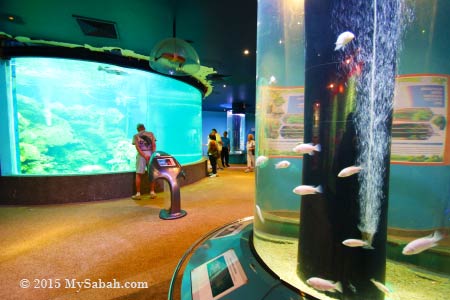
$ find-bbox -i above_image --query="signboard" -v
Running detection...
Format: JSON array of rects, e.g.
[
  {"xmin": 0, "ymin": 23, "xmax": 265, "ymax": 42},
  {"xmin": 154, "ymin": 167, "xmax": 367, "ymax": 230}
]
[
  {"xmin": 256, "ymin": 75, "xmax": 449, "ymax": 164},
  {"xmin": 156, "ymin": 157, "xmax": 176, "ymax": 167},
  {"xmin": 191, "ymin": 249, "xmax": 247, "ymax": 300},
  {"xmin": 257, "ymin": 86, "xmax": 305, "ymax": 155},
  {"xmin": 392, "ymin": 75, "xmax": 449, "ymax": 164}
]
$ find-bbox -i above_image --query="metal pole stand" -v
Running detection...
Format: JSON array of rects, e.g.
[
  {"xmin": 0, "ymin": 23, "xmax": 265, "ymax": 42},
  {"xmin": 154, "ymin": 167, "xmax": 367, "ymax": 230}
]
[
  {"xmin": 148, "ymin": 151, "xmax": 187, "ymax": 220},
  {"xmin": 158, "ymin": 172, "xmax": 187, "ymax": 220}
]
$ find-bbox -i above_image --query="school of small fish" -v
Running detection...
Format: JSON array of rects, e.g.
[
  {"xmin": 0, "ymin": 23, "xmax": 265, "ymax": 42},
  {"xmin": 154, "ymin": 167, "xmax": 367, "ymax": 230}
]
[
  {"xmin": 253, "ymin": 24, "xmax": 446, "ymax": 293},
  {"xmin": 306, "ymin": 276, "xmax": 394, "ymax": 295}
]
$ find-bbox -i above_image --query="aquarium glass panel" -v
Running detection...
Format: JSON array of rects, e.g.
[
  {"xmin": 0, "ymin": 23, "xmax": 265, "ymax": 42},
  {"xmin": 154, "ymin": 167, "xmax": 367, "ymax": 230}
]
[
  {"xmin": 4, "ymin": 57, "xmax": 202, "ymax": 175},
  {"xmin": 253, "ymin": 0, "xmax": 306, "ymax": 292},
  {"xmin": 254, "ymin": 1, "xmax": 449, "ymax": 300}
]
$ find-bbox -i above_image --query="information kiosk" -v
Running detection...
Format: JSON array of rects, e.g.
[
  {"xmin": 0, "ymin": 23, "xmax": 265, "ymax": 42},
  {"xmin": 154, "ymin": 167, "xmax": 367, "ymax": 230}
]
[{"xmin": 148, "ymin": 151, "xmax": 187, "ymax": 220}]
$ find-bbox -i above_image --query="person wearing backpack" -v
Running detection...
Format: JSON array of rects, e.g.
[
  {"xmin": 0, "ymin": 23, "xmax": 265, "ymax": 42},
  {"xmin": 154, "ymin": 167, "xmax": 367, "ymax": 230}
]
[
  {"xmin": 131, "ymin": 123, "xmax": 157, "ymax": 200},
  {"xmin": 207, "ymin": 133, "xmax": 219, "ymax": 177}
]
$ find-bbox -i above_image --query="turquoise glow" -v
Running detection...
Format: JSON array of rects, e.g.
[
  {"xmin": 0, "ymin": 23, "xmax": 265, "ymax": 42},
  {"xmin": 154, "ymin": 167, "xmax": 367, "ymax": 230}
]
[
  {"xmin": 254, "ymin": 1, "xmax": 449, "ymax": 298},
  {"xmin": 4, "ymin": 57, "xmax": 202, "ymax": 175}
]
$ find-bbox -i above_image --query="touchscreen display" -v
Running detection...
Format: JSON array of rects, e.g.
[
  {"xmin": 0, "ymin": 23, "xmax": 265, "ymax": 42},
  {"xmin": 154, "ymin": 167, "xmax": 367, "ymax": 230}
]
[{"xmin": 157, "ymin": 157, "xmax": 176, "ymax": 167}]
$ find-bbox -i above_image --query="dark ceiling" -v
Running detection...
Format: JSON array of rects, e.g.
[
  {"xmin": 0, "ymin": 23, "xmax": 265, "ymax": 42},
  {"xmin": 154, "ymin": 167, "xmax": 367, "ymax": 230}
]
[{"xmin": 0, "ymin": 0, "xmax": 257, "ymax": 113}]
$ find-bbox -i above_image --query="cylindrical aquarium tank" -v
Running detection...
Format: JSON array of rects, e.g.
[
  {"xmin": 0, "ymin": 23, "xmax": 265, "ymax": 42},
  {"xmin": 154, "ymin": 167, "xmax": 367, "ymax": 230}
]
[
  {"xmin": 0, "ymin": 57, "xmax": 203, "ymax": 176},
  {"xmin": 254, "ymin": 1, "xmax": 449, "ymax": 300},
  {"xmin": 227, "ymin": 110, "xmax": 246, "ymax": 153},
  {"xmin": 253, "ymin": 0, "xmax": 306, "ymax": 243}
]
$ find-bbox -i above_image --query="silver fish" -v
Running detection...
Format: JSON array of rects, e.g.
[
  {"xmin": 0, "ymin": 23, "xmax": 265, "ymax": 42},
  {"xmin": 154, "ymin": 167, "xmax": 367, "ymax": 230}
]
[
  {"xmin": 293, "ymin": 185, "xmax": 323, "ymax": 195},
  {"xmin": 342, "ymin": 238, "xmax": 374, "ymax": 249},
  {"xmin": 370, "ymin": 278, "xmax": 391, "ymax": 294},
  {"xmin": 275, "ymin": 160, "xmax": 290, "ymax": 169},
  {"xmin": 255, "ymin": 204, "xmax": 265, "ymax": 223},
  {"xmin": 338, "ymin": 165, "xmax": 362, "ymax": 177},
  {"xmin": 255, "ymin": 155, "xmax": 269, "ymax": 167},
  {"xmin": 306, "ymin": 277, "xmax": 343, "ymax": 293},
  {"xmin": 402, "ymin": 231, "xmax": 443, "ymax": 255},
  {"xmin": 292, "ymin": 143, "xmax": 321, "ymax": 155},
  {"xmin": 334, "ymin": 31, "xmax": 355, "ymax": 51}
]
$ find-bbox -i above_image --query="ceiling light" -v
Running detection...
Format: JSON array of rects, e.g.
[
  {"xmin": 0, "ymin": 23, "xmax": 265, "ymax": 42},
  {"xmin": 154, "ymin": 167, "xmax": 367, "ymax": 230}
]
[
  {"xmin": 0, "ymin": 13, "xmax": 25, "ymax": 24},
  {"xmin": 243, "ymin": 49, "xmax": 250, "ymax": 55}
]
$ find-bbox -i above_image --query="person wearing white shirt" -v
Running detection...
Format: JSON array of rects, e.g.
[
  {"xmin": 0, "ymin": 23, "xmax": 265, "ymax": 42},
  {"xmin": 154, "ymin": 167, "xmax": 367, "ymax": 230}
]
[{"xmin": 245, "ymin": 134, "xmax": 255, "ymax": 172}]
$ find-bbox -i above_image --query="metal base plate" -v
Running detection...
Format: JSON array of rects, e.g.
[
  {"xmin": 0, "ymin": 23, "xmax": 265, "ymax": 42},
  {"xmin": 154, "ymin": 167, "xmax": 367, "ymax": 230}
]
[{"xmin": 159, "ymin": 209, "xmax": 187, "ymax": 220}]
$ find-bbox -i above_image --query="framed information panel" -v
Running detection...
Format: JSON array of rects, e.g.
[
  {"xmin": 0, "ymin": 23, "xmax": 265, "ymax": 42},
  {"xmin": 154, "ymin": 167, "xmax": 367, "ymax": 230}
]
[
  {"xmin": 392, "ymin": 74, "xmax": 449, "ymax": 164},
  {"xmin": 191, "ymin": 249, "xmax": 248, "ymax": 300}
]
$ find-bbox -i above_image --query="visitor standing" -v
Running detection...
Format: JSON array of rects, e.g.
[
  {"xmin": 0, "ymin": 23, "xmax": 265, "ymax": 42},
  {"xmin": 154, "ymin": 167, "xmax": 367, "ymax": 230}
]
[
  {"xmin": 245, "ymin": 133, "xmax": 255, "ymax": 173},
  {"xmin": 211, "ymin": 129, "xmax": 224, "ymax": 169},
  {"xmin": 131, "ymin": 123, "xmax": 157, "ymax": 200},
  {"xmin": 207, "ymin": 133, "xmax": 219, "ymax": 177},
  {"xmin": 221, "ymin": 131, "xmax": 231, "ymax": 167}
]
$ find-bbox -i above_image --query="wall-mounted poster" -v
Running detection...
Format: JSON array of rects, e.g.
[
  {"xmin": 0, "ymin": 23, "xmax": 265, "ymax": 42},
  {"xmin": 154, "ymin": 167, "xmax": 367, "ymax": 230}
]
[
  {"xmin": 392, "ymin": 74, "xmax": 449, "ymax": 164},
  {"xmin": 256, "ymin": 86, "xmax": 304, "ymax": 155}
]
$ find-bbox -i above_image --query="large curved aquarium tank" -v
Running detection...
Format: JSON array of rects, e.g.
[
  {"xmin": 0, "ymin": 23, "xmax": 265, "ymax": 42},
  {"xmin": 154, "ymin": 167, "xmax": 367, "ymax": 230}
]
[
  {"xmin": 0, "ymin": 57, "xmax": 203, "ymax": 175},
  {"xmin": 254, "ymin": 1, "xmax": 449, "ymax": 300}
]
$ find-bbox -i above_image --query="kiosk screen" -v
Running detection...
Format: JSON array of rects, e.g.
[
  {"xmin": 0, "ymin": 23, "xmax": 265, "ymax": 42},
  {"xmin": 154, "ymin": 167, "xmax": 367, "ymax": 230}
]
[{"xmin": 157, "ymin": 157, "xmax": 176, "ymax": 167}]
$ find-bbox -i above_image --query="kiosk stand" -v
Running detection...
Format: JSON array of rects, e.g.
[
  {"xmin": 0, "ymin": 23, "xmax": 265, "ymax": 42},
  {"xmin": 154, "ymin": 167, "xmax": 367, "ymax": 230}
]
[{"xmin": 148, "ymin": 151, "xmax": 187, "ymax": 220}]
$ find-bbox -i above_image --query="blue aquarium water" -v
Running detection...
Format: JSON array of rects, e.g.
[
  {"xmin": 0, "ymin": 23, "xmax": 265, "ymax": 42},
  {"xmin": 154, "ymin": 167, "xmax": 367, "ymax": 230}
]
[
  {"xmin": 1, "ymin": 57, "xmax": 202, "ymax": 175},
  {"xmin": 227, "ymin": 111, "xmax": 246, "ymax": 153},
  {"xmin": 254, "ymin": 1, "xmax": 449, "ymax": 300}
]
